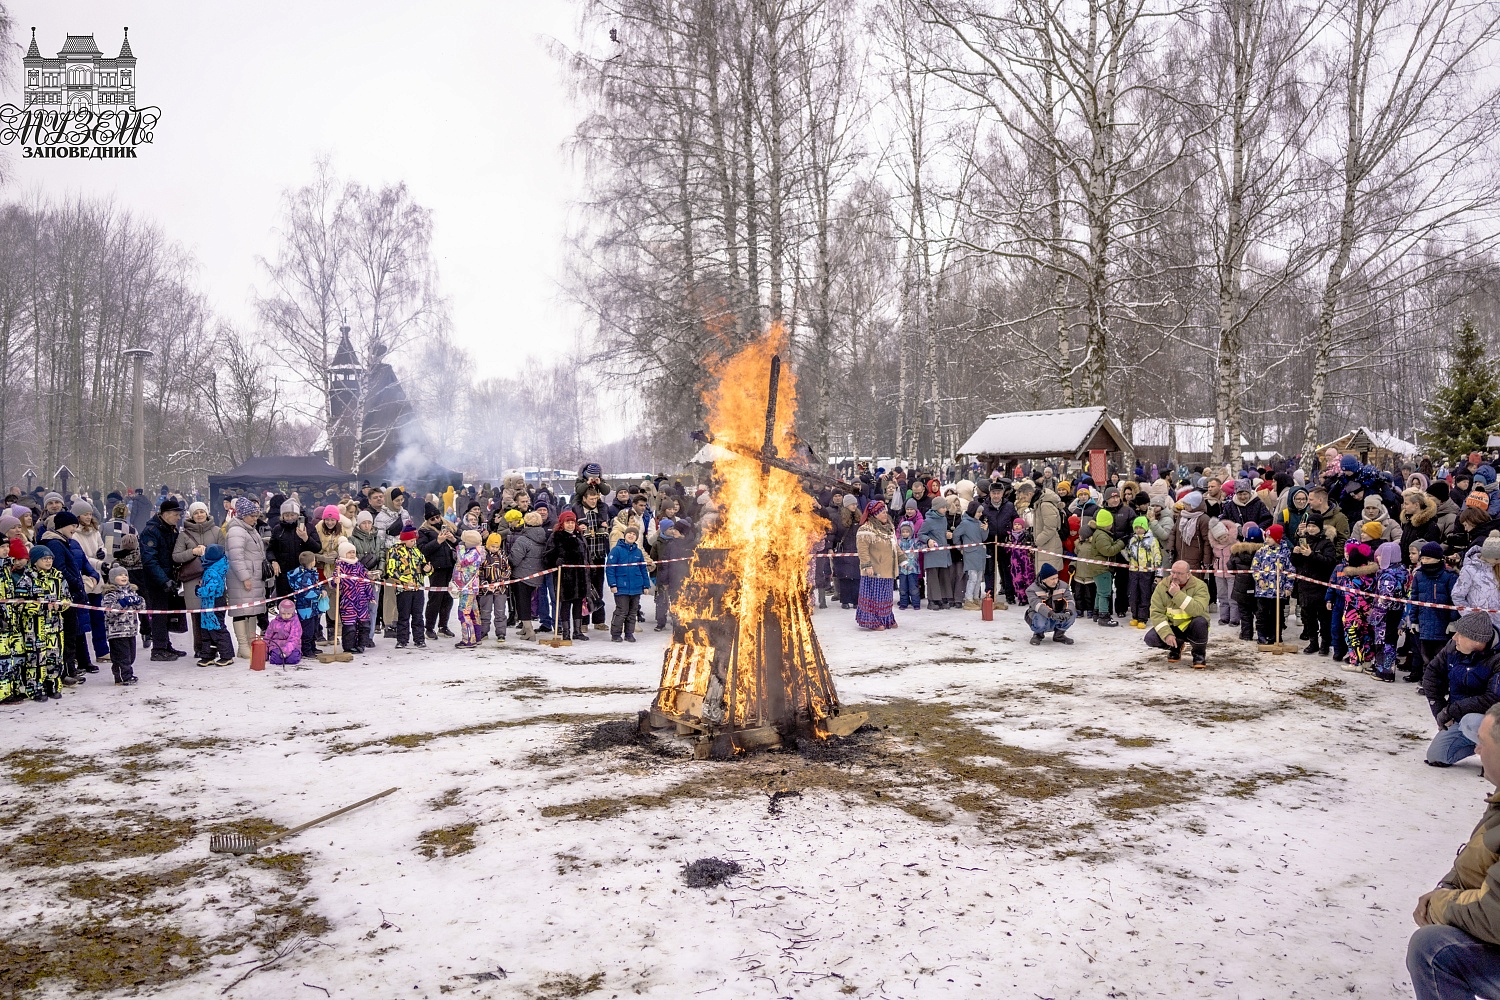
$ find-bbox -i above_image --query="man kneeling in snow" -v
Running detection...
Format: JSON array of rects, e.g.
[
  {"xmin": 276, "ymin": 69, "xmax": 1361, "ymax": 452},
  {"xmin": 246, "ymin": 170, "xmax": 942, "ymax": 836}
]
[
  {"xmin": 1409, "ymin": 701, "xmax": 1500, "ymax": 998},
  {"xmin": 1024, "ymin": 563, "xmax": 1076, "ymax": 646},
  {"xmin": 1145, "ymin": 561, "xmax": 1210, "ymax": 667},
  {"xmin": 1422, "ymin": 611, "xmax": 1500, "ymax": 768}
]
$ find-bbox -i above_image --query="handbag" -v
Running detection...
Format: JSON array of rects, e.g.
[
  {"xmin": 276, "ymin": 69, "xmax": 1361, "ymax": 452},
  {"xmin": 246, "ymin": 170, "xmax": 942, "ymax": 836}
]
[{"xmin": 173, "ymin": 556, "xmax": 203, "ymax": 584}]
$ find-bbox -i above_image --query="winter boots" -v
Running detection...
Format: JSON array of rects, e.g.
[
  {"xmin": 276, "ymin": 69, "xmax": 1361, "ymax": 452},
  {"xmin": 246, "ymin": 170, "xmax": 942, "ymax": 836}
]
[
  {"xmin": 518, "ymin": 620, "xmax": 535, "ymax": 642},
  {"xmin": 233, "ymin": 619, "xmax": 255, "ymax": 660}
]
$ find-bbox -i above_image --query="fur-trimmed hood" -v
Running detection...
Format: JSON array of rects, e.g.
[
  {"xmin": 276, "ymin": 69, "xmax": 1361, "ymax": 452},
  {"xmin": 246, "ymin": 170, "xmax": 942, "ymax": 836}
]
[
  {"xmin": 1342, "ymin": 561, "xmax": 1380, "ymax": 578},
  {"xmin": 1402, "ymin": 491, "xmax": 1438, "ymax": 528},
  {"xmin": 1230, "ymin": 540, "xmax": 1263, "ymax": 556}
]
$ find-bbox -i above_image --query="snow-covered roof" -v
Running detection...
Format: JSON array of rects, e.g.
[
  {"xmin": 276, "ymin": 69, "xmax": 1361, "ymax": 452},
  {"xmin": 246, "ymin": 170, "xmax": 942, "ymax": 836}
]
[
  {"xmin": 956, "ymin": 406, "xmax": 1129, "ymax": 458},
  {"xmin": 1320, "ymin": 426, "xmax": 1419, "ymax": 458},
  {"xmin": 1132, "ymin": 417, "xmax": 1249, "ymax": 453}
]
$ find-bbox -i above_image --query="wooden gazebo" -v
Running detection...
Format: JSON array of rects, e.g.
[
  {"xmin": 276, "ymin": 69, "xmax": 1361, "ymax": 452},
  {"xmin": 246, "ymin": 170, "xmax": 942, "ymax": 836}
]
[{"xmin": 956, "ymin": 406, "xmax": 1131, "ymax": 483}]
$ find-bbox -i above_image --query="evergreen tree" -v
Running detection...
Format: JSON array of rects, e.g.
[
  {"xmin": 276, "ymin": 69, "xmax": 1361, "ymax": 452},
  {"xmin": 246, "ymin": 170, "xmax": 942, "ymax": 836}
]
[{"xmin": 1426, "ymin": 319, "xmax": 1500, "ymax": 460}]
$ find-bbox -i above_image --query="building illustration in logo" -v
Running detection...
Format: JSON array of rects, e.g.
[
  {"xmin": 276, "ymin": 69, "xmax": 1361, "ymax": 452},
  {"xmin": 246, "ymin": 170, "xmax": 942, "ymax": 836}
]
[{"xmin": 23, "ymin": 28, "xmax": 136, "ymax": 113}]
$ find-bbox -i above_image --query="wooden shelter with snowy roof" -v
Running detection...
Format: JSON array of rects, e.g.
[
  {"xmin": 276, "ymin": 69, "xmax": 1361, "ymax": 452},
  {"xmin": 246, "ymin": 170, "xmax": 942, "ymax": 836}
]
[
  {"xmin": 956, "ymin": 406, "xmax": 1131, "ymax": 480},
  {"xmin": 1318, "ymin": 426, "xmax": 1419, "ymax": 470}
]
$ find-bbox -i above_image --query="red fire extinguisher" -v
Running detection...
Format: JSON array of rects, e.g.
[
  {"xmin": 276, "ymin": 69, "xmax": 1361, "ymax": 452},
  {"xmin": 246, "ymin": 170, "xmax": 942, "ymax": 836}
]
[
  {"xmin": 250, "ymin": 636, "xmax": 267, "ymax": 671},
  {"xmin": 981, "ymin": 593, "xmax": 994, "ymax": 621}
]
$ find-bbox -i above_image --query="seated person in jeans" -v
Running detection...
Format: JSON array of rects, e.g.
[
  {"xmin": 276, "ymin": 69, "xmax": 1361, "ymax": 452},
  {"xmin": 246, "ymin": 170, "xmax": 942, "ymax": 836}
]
[
  {"xmin": 1423, "ymin": 610, "xmax": 1500, "ymax": 767},
  {"xmin": 1145, "ymin": 560, "xmax": 1211, "ymax": 667},
  {"xmin": 1024, "ymin": 563, "xmax": 1076, "ymax": 646},
  {"xmin": 1408, "ymin": 700, "xmax": 1500, "ymax": 999}
]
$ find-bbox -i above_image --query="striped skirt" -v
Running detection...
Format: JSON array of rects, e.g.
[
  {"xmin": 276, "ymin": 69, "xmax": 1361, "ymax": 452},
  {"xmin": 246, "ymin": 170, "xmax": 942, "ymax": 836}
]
[{"xmin": 855, "ymin": 576, "xmax": 897, "ymax": 630}]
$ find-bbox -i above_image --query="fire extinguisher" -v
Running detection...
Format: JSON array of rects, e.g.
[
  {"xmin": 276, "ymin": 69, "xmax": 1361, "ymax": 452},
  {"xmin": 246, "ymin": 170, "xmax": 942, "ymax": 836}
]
[
  {"xmin": 250, "ymin": 635, "xmax": 267, "ymax": 672},
  {"xmin": 981, "ymin": 592, "xmax": 994, "ymax": 621}
]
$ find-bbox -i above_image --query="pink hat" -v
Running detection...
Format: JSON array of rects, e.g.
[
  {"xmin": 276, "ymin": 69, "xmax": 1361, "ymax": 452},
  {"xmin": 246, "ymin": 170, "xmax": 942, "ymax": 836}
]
[{"xmin": 322, "ymin": 505, "xmax": 341, "ymax": 520}]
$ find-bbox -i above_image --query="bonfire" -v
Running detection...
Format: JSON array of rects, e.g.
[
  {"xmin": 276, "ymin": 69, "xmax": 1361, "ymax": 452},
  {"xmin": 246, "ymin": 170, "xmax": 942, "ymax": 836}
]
[{"xmin": 643, "ymin": 331, "xmax": 865, "ymax": 759}]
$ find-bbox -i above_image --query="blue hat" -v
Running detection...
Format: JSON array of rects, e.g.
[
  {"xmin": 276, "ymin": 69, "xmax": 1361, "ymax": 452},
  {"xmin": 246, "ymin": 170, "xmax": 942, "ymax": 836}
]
[
  {"xmin": 29, "ymin": 544, "xmax": 51, "ymax": 564},
  {"xmin": 1476, "ymin": 465, "xmax": 1498, "ymax": 487},
  {"xmin": 1340, "ymin": 454, "xmax": 1361, "ymax": 473},
  {"xmin": 1244, "ymin": 525, "xmax": 1263, "ymax": 541},
  {"xmin": 1039, "ymin": 562, "xmax": 1059, "ymax": 580},
  {"xmin": 203, "ymin": 544, "xmax": 225, "ymax": 564}
]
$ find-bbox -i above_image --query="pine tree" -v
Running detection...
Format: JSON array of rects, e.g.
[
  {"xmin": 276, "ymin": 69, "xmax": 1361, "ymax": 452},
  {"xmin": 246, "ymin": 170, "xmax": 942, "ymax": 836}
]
[{"xmin": 1426, "ymin": 319, "xmax": 1500, "ymax": 460}]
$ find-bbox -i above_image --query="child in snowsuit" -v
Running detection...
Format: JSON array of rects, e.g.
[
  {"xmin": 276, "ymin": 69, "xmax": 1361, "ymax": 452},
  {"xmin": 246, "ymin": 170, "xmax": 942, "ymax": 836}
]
[
  {"xmin": 477, "ymin": 532, "xmax": 510, "ymax": 643},
  {"xmin": 897, "ymin": 522, "xmax": 922, "ymax": 610},
  {"xmin": 1229, "ymin": 525, "xmax": 1263, "ymax": 641},
  {"xmin": 264, "ymin": 599, "xmax": 303, "ymax": 665},
  {"xmin": 605, "ymin": 525, "xmax": 653, "ymax": 642},
  {"xmin": 100, "ymin": 563, "xmax": 143, "ymax": 684},
  {"xmin": 0, "ymin": 538, "xmax": 35, "ymax": 701},
  {"xmin": 1250, "ymin": 524, "xmax": 1293, "ymax": 645},
  {"xmin": 1007, "ymin": 518, "xmax": 1036, "ymax": 601},
  {"xmin": 29, "ymin": 545, "xmax": 68, "ymax": 694},
  {"xmin": 1125, "ymin": 516, "xmax": 1161, "ymax": 628},
  {"xmin": 1371, "ymin": 541, "xmax": 1408, "ymax": 682},
  {"xmin": 384, "ymin": 527, "xmax": 432, "ymax": 648},
  {"xmin": 1333, "ymin": 541, "xmax": 1380, "ymax": 670},
  {"xmin": 194, "ymin": 544, "xmax": 235, "ymax": 666},
  {"xmin": 336, "ymin": 541, "xmax": 373, "ymax": 653},
  {"xmin": 286, "ymin": 550, "xmax": 323, "ymax": 659},
  {"xmin": 1405, "ymin": 542, "xmax": 1457, "ymax": 682},
  {"xmin": 452, "ymin": 530, "xmax": 484, "ymax": 648}
]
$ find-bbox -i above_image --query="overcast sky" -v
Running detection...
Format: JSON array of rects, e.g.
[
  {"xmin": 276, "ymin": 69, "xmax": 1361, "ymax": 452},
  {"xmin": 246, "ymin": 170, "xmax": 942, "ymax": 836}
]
[{"xmin": 7, "ymin": 0, "xmax": 587, "ymax": 377}]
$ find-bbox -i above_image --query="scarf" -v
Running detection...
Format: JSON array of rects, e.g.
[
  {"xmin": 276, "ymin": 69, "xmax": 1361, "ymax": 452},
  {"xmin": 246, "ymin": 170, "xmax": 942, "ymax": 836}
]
[
  {"xmin": 1179, "ymin": 508, "xmax": 1205, "ymax": 546},
  {"xmin": 197, "ymin": 557, "xmax": 229, "ymax": 631}
]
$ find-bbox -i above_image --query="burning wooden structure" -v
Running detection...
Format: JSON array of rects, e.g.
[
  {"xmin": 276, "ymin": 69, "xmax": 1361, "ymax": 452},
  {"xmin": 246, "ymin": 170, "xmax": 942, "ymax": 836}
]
[{"xmin": 641, "ymin": 333, "xmax": 865, "ymax": 759}]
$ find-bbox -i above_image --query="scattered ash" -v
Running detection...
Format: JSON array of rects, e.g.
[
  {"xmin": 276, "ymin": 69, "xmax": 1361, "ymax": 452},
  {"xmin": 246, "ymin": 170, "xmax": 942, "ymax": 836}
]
[
  {"xmin": 567, "ymin": 720, "xmax": 686, "ymax": 760},
  {"xmin": 792, "ymin": 724, "xmax": 884, "ymax": 764},
  {"xmin": 768, "ymin": 790, "xmax": 802, "ymax": 816},
  {"xmin": 681, "ymin": 857, "xmax": 742, "ymax": 888}
]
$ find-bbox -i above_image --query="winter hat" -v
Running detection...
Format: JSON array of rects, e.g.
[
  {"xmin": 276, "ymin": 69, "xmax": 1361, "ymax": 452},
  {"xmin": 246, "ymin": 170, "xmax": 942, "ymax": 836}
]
[
  {"xmin": 1375, "ymin": 541, "xmax": 1401, "ymax": 569},
  {"xmin": 1268, "ymin": 524, "xmax": 1284, "ymax": 543},
  {"xmin": 486, "ymin": 532, "xmax": 503, "ymax": 548},
  {"xmin": 1102, "ymin": 486, "xmax": 1121, "ymax": 504},
  {"xmin": 1420, "ymin": 541, "xmax": 1446, "ymax": 561},
  {"xmin": 1244, "ymin": 524, "xmax": 1263, "ymax": 542},
  {"xmin": 108, "ymin": 564, "xmax": 130, "ymax": 584},
  {"xmin": 1455, "ymin": 610, "xmax": 1494, "ymax": 644},
  {"xmin": 1233, "ymin": 480, "xmax": 1253, "ymax": 496},
  {"xmin": 232, "ymin": 497, "xmax": 259, "ymax": 518},
  {"xmin": 42, "ymin": 492, "xmax": 63, "ymax": 506},
  {"xmin": 1468, "ymin": 492, "xmax": 1492, "ymax": 512},
  {"xmin": 423, "ymin": 501, "xmax": 442, "ymax": 521},
  {"xmin": 159, "ymin": 497, "xmax": 183, "ymax": 514},
  {"xmin": 1340, "ymin": 454, "xmax": 1361, "ymax": 473},
  {"xmin": 9, "ymin": 504, "xmax": 28, "ymax": 520},
  {"xmin": 1482, "ymin": 530, "xmax": 1500, "ymax": 565},
  {"xmin": 657, "ymin": 517, "xmax": 675, "ymax": 535},
  {"xmin": 355, "ymin": 510, "xmax": 373, "ymax": 524},
  {"xmin": 1181, "ymin": 491, "xmax": 1204, "ymax": 511},
  {"xmin": 318, "ymin": 504, "xmax": 339, "ymax": 521},
  {"xmin": 559, "ymin": 510, "xmax": 577, "ymax": 526},
  {"xmin": 522, "ymin": 510, "xmax": 545, "ymax": 528},
  {"xmin": 1292, "ymin": 469, "xmax": 1306, "ymax": 486},
  {"xmin": 1132, "ymin": 515, "xmax": 1148, "ymax": 531},
  {"xmin": 460, "ymin": 529, "xmax": 482, "ymax": 548},
  {"xmin": 623, "ymin": 524, "xmax": 640, "ymax": 540},
  {"xmin": 1362, "ymin": 495, "xmax": 1385, "ymax": 514},
  {"xmin": 904, "ymin": 497, "xmax": 918, "ymax": 512},
  {"xmin": 1257, "ymin": 481, "xmax": 1276, "ymax": 497},
  {"xmin": 280, "ymin": 497, "xmax": 301, "ymax": 516},
  {"xmin": 51, "ymin": 510, "xmax": 78, "ymax": 530},
  {"xmin": 1346, "ymin": 541, "xmax": 1372, "ymax": 565},
  {"xmin": 8, "ymin": 538, "xmax": 27, "ymax": 561},
  {"xmin": 28, "ymin": 544, "xmax": 50, "ymax": 564},
  {"xmin": 842, "ymin": 494, "xmax": 858, "ymax": 509},
  {"xmin": 70, "ymin": 500, "xmax": 95, "ymax": 519},
  {"xmin": 399, "ymin": 527, "xmax": 418, "ymax": 542},
  {"xmin": 0, "ymin": 515, "xmax": 18, "ymax": 535},
  {"xmin": 584, "ymin": 462, "xmax": 602, "ymax": 478},
  {"xmin": 1095, "ymin": 509, "xmax": 1114, "ymax": 529},
  {"xmin": 188, "ymin": 501, "xmax": 209, "ymax": 516},
  {"xmin": 337, "ymin": 540, "xmax": 357, "ymax": 559},
  {"xmin": 202, "ymin": 544, "xmax": 225, "ymax": 565},
  {"xmin": 1361, "ymin": 521, "xmax": 1383, "ymax": 540},
  {"xmin": 1039, "ymin": 562, "xmax": 1059, "ymax": 581},
  {"xmin": 277, "ymin": 599, "xmax": 296, "ymax": 615},
  {"xmin": 1430, "ymin": 481, "xmax": 1452, "ymax": 503}
]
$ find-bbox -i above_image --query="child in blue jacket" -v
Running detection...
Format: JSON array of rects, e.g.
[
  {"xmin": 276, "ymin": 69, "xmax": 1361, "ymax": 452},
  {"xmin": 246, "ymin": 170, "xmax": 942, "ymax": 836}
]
[
  {"xmin": 286, "ymin": 550, "xmax": 323, "ymax": 658},
  {"xmin": 605, "ymin": 525, "xmax": 652, "ymax": 643},
  {"xmin": 1405, "ymin": 541, "xmax": 1458, "ymax": 683}
]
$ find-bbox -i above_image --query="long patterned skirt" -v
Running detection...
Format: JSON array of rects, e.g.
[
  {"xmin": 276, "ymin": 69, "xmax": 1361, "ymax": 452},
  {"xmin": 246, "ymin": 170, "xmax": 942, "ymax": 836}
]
[{"xmin": 855, "ymin": 576, "xmax": 897, "ymax": 630}]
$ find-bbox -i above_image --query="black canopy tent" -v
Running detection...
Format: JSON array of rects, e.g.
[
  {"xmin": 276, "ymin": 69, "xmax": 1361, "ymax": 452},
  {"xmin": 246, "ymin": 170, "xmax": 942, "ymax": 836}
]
[{"xmin": 208, "ymin": 456, "xmax": 355, "ymax": 515}]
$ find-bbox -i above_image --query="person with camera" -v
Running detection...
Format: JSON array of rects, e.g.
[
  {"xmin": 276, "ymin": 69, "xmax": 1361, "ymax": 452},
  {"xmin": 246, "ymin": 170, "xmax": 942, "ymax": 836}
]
[
  {"xmin": 1024, "ymin": 562, "xmax": 1076, "ymax": 645},
  {"xmin": 139, "ymin": 497, "xmax": 188, "ymax": 661},
  {"xmin": 1145, "ymin": 560, "xmax": 1212, "ymax": 667},
  {"xmin": 418, "ymin": 502, "xmax": 458, "ymax": 639}
]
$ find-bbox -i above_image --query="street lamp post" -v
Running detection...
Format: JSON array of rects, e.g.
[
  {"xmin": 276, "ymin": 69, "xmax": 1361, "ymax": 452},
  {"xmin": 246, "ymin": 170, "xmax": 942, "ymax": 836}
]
[{"xmin": 122, "ymin": 348, "xmax": 153, "ymax": 492}]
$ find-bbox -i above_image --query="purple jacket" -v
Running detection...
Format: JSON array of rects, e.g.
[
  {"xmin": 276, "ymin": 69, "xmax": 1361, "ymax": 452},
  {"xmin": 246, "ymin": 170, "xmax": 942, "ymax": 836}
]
[{"xmin": 264, "ymin": 613, "xmax": 302, "ymax": 659}]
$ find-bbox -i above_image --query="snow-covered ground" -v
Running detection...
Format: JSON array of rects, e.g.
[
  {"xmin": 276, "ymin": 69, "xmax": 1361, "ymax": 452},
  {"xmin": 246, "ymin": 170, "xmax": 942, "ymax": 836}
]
[{"xmin": 0, "ymin": 603, "xmax": 1476, "ymax": 999}]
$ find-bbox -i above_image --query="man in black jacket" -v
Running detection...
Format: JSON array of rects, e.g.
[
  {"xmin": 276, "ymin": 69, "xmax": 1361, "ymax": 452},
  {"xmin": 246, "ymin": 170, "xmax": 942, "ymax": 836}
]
[
  {"xmin": 139, "ymin": 498, "xmax": 187, "ymax": 660},
  {"xmin": 981, "ymin": 482, "xmax": 1016, "ymax": 607},
  {"xmin": 268, "ymin": 498, "xmax": 319, "ymax": 598},
  {"xmin": 571, "ymin": 485, "xmax": 611, "ymax": 630},
  {"xmin": 1423, "ymin": 611, "xmax": 1500, "ymax": 767},
  {"xmin": 418, "ymin": 502, "xmax": 457, "ymax": 638}
]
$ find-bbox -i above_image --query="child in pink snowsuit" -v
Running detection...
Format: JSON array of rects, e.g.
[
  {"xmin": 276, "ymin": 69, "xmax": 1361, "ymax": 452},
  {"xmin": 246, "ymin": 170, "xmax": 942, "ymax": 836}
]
[{"xmin": 264, "ymin": 599, "xmax": 303, "ymax": 665}]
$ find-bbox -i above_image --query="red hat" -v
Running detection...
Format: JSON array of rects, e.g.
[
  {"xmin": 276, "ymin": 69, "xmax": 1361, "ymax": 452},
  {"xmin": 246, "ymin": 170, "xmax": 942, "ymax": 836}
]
[
  {"xmin": 7, "ymin": 537, "xmax": 27, "ymax": 561},
  {"xmin": 1267, "ymin": 523, "xmax": 1284, "ymax": 542},
  {"xmin": 559, "ymin": 510, "xmax": 577, "ymax": 525},
  {"xmin": 399, "ymin": 527, "xmax": 418, "ymax": 542}
]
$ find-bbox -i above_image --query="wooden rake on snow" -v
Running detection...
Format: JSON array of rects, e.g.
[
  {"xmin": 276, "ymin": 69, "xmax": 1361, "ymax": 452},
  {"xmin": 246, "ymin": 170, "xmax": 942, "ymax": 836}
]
[{"xmin": 209, "ymin": 787, "xmax": 398, "ymax": 855}]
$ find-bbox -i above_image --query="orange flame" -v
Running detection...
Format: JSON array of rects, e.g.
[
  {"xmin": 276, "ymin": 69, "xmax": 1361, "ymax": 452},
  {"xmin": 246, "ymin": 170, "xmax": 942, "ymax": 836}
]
[{"xmin": 653, "ymin": 325, "xmax": 839, "ymax": 737}]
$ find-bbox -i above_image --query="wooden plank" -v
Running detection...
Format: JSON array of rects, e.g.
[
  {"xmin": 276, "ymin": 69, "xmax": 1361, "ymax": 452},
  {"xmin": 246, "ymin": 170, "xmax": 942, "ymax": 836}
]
[{"xmin": 822, "ymin": 711, "xmax": 868, "ymax": 738}]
